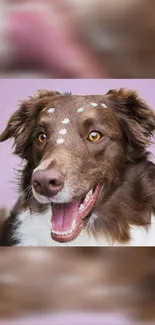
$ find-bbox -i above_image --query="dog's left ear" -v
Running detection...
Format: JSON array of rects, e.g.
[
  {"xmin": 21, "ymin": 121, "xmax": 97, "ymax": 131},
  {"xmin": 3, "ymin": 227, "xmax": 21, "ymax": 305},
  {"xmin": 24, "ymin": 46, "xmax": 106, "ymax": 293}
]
[
  {"xmin": 0, "ymin": 90, "xmax": 61, "ymax": 158},
  {"xmin": 106, "ymin": 88, "xmax": 155, "ymax": 161}
]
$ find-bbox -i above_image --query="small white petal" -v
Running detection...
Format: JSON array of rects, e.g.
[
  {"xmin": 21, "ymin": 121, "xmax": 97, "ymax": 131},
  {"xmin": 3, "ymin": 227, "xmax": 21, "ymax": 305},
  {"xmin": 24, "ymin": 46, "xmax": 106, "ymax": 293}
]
[
  {"xmin": 91, "ymin": 103, "xmax": 98, "ymax": 107},
  {"xmin": 77, "ymin": 107, "xmax": 84, "ymax": 113},
  {"xmin": 48, "ymin": 108, "xmax": 55, "ymax": 113},
  {"xmin": 56, "ymin": 138, "xmax": 65, "ymax": 144},
  {"xmin": 101, "ymin": 103, "xmax": 107, "ymax": 108},
  {"xmin": 62, "ymin": 118, "xmax": 70, "ymax": 124},
  {"xmin": 59, "ymin": 129, "xmax": 67, "ymax": 135}
]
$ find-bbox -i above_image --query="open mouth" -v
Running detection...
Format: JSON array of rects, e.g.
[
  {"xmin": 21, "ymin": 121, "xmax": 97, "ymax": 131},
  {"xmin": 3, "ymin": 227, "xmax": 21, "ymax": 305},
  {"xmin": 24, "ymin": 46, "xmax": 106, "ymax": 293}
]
[{"xmin": 51, "ymin": 184, "xmax": 102, "ymax": 243}]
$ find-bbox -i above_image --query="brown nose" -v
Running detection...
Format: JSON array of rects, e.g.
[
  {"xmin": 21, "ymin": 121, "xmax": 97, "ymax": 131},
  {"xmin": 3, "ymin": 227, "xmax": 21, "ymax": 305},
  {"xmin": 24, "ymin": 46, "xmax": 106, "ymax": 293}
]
[{"xmin": 32, "ymin": 169, "xmax": 64, "ymax": 197}]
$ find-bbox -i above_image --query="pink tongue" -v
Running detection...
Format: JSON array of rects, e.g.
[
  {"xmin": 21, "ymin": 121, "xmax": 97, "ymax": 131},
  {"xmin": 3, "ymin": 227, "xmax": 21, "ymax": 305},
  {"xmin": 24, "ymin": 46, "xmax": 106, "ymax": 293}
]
[{"xmin": 52, "ymin": 201, "xmax": 81, "ymax": 232}]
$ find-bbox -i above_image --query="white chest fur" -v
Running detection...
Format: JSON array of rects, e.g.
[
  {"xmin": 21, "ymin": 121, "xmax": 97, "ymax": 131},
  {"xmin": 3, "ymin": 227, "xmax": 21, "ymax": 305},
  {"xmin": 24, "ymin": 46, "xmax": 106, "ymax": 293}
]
[{"xmin": 12, "ymin": 208, "xmax": 155, "ymax": 246}]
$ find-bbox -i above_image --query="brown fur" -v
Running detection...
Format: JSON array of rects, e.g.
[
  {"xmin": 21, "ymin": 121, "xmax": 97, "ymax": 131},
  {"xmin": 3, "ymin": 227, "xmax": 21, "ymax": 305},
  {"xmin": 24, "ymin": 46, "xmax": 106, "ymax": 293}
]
[{"xmin": 0, "ymin": 88, "xmax": 155, "ymax": 245}]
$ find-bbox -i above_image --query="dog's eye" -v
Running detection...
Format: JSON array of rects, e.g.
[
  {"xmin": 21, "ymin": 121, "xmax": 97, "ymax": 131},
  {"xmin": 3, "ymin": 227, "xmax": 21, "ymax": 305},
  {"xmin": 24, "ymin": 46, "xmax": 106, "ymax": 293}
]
[
  {"xmin": 37, "ymin": 133, "xmax": 47, "ymax": 144},
  {"xmin": 88, "ymin": 131, "xmax": 102, "ymax": 142}
]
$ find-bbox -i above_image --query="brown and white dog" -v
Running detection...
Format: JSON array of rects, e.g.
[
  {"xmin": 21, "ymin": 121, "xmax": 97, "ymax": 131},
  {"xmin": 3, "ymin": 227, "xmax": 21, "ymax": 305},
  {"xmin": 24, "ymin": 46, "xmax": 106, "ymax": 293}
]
[{"xmin": 0, "ymin": 89, "xmax": 155, "ymax": 246}]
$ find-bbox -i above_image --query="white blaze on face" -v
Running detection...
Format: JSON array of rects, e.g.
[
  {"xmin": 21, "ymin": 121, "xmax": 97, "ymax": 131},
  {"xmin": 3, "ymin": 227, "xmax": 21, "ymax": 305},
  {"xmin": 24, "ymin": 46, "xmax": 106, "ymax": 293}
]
[{"xmin": 33, "ymin": 158, "xmax": 52, "ymax": 174}]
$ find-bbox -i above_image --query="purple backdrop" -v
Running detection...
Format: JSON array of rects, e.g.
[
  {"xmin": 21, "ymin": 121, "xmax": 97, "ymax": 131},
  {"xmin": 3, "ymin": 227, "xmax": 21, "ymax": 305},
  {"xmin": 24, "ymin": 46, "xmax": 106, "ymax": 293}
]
[{"xmin": 0, "ymin": 79, "xmax": 155, "ymax": 208}]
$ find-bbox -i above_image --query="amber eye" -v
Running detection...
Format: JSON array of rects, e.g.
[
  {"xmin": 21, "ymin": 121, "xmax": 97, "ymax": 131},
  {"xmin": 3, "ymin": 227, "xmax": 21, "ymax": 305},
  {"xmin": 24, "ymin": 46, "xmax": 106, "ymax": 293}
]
[
  {"xmin": 37, "ymin": 133, "xmax": 47, "ymax": 144},
  {"xmin": 88, "ymin": 131, "xmax": 102, "ymax": 142}
]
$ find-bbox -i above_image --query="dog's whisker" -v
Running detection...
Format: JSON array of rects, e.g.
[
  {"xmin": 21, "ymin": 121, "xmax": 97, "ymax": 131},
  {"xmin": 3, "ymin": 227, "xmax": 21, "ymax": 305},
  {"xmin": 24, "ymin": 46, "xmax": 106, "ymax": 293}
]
[{"xmin": 18, "ymin": 185, "xmax": 33, "ymax": 200}]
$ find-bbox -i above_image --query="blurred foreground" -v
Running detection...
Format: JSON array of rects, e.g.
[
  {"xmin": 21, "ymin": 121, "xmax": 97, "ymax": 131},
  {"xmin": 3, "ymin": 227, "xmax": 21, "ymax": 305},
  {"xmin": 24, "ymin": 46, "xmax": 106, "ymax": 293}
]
[
  {"xmin": 0, "ymin": 248, "xmax": 155, "ymax": 324},
  {"xmin": 0, "ymin": 0, "xmax": 155, "ymax": 78}
]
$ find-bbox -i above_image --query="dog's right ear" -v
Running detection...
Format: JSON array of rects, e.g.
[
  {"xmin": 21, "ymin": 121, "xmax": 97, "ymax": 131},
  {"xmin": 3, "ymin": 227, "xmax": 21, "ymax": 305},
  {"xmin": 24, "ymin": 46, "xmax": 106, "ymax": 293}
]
[{"xmin": 105, "ymin": 88, "xmax": 155, "ymax": 161}]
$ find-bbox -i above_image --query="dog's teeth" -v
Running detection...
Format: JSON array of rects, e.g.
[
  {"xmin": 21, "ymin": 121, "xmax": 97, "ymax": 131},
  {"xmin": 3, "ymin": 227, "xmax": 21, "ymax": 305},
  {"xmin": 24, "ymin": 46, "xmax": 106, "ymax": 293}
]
[
  {"xmin": 79, "ymin": 205, "xmax": 83, "ymax": 211},
  {"xmin": 85, "ymin": 193, "xmax": 90, "ymax": 202},
  {"xmin": 85, "ymin": 192, "xmax": 91, "ymax": 202},
  {"xmin": 84, "ymin": 188, "xmax": 93, "ymax": 203},
  {"xmin": 88, "ymin": 189, "xmax": 93, "ymax": 196},
  {"xmin": 51, "ymin": 222, "xmax": 77, "ymax": 236},
  {"xmin": 71, "ymin": 219, "xmax": 76, "ymax": 231},
  {"xmin": 79, "ymin": 204, "xmax": 85, "ymax": 212}
]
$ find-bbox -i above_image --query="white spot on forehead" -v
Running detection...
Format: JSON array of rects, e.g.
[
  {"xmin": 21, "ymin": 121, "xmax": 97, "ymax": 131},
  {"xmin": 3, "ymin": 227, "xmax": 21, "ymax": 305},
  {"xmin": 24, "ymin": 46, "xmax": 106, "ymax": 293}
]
[
  {"xmin": 56, "ymin": 138, "xmax": 65, "ymax": 144},
  {"xmin": 48, "ymin": 108, "xmax": 55, "ymax": 113},
  {"xmin": 77, "ymin": 107, "xmax": 84, "ymax": 113},
  {"xmin": 101, "ymin": 103, "xmax": 107, "ymax": 108},
  {"xmin": 91, "ymin": 103, "xmax": 98, "ymax": 107},
  {"xmin": 61, "ymin": 118, "xmax": 70, "ymax": 124},
  {"xmin": 59, "ymin": 129, "xmax": 67, "ymax": 135}
]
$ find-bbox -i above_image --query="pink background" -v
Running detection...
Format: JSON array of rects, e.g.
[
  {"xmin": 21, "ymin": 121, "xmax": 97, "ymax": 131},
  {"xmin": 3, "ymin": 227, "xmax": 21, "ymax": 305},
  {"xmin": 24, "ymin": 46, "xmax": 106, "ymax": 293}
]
[
  {"xmin": 0, "ymin": 312, "xmax": 152, "ymax": 325},
  {"xmin": 0, "ymin": 79, "xmax": 155, "ymax": 208}
]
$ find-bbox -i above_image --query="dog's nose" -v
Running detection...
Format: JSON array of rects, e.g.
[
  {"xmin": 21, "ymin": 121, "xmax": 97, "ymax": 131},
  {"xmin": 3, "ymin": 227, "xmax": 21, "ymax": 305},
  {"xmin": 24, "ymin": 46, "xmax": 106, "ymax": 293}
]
[{"xmin": 32, "ymin": 169, "xmax": 64, "ymax": 197}]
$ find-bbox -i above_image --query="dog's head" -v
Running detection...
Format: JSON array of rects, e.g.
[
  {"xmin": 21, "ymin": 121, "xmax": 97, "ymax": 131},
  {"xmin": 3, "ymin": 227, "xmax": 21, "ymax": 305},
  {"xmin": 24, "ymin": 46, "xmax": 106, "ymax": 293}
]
[{"xmin": 0, "ymin": 88, "xmax": 155, "ymax": 242}]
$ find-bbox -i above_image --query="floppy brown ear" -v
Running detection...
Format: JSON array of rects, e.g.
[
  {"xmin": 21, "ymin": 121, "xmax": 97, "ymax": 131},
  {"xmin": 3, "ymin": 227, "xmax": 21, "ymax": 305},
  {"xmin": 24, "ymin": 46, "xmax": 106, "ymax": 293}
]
[
  {"xmin": 0, "ymin": 90, "xmax": 61, "ymax": 158},
  {"xmin": 0, "ymin": 89, "xmax": 61, "ymax": 143},
  {"xmin": 106, "ymin": 88, "xmax": 155, "ymax": 161},
  {"xmin": 0, "ymin": 109, "xmax": 23, "ymax": 142}
]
